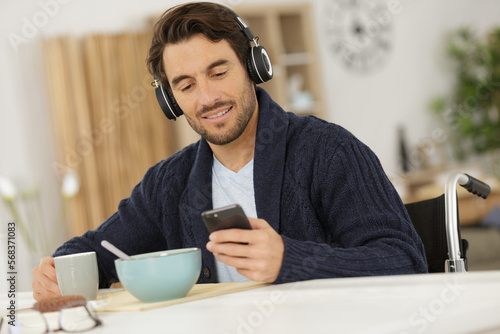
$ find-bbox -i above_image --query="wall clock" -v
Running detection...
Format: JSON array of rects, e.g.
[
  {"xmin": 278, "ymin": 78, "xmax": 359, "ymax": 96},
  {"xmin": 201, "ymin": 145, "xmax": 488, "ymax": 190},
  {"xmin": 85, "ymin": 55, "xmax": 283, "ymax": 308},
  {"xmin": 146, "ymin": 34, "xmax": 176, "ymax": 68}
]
[{"xmin": 324, "ymin": 0, "xmax": 392, "ymax": 72}]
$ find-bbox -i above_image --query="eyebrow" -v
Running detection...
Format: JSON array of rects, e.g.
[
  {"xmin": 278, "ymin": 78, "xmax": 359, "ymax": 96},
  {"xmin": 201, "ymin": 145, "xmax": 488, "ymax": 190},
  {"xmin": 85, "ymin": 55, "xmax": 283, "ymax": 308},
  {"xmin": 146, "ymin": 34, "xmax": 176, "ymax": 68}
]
[{"xmin": 170, "ymin": 59, "xmax": 230, "ymax": 88}]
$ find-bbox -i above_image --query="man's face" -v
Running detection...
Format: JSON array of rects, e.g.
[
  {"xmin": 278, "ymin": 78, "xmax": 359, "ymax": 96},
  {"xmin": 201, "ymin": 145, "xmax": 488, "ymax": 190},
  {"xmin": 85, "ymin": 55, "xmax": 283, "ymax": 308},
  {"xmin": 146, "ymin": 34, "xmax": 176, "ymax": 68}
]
[{"xmin": 162, "ymin": 34, "xmax": 257, "ymax": 146}]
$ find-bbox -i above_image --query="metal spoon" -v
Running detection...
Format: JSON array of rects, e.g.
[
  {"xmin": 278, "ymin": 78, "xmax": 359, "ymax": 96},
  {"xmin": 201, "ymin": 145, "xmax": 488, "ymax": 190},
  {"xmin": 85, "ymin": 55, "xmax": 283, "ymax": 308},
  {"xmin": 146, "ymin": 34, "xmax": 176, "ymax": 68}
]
[{"xmin": 101, "ymin": 240, "xmax": 132, "ymax": 260}]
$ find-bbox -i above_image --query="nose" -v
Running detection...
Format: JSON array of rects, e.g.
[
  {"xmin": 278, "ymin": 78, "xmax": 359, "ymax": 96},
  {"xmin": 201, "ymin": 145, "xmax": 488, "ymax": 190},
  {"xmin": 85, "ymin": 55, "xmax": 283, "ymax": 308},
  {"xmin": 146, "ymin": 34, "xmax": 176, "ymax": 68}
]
[{"xmin": 196, "ymin": 79, "xmax": 221, "ymax": 108}]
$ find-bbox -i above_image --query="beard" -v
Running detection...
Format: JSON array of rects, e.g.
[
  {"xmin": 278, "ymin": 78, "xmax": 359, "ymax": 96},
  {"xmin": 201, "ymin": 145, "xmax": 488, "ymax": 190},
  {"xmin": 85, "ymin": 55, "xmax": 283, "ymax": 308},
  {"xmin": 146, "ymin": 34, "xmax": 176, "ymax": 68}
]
[{"xmin": 185, "ymin": 84, "xmax": 257, "ymax": 146}]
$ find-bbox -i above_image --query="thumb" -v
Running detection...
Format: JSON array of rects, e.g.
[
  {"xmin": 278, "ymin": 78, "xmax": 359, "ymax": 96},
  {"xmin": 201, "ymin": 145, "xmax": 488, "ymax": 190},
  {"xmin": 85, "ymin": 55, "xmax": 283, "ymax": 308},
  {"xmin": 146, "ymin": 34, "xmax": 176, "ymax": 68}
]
[
  {"xmin": 248, "ymin": 217, "xmax": 270, "ymax": 230},
  {"xmin": 41, "ymin": 256, "xmax": 55, "ymax": 267}
]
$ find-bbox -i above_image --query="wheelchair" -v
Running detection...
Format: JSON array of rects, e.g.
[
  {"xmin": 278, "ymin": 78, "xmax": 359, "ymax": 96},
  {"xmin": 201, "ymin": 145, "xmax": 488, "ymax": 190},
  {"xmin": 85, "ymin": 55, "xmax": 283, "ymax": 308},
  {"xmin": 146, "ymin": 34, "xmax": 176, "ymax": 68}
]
[{"xmin": 404, "ymin": 172, "xmax": 491, "ymax": 273}]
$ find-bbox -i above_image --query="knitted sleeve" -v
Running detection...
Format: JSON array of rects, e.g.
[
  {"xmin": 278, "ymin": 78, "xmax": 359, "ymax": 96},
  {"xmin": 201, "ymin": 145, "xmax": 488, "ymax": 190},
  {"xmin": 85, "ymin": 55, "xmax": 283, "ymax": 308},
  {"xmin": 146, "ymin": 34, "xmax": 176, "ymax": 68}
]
[
  {"xmin": 274, "ymin": 127, "xmax": 428, "ymax": 283},
  {"xmin": 53, "ymin": 162, "xmax": 169, "ymax": 288}
]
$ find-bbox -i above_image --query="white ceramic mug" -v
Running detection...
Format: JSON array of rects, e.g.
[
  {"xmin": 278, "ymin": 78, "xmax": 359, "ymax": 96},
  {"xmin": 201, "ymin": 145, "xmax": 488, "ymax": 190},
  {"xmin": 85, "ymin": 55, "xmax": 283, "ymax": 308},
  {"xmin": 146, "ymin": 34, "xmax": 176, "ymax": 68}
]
[{"xmin": 54, "ymin": 251, "xmax": 99, "ymax": 300}]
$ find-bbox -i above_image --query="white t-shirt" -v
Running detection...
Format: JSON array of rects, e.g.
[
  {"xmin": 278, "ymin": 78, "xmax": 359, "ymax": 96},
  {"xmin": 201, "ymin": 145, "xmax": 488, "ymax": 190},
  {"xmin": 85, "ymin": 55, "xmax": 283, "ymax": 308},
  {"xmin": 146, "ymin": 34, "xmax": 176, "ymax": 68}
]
[{"xmin": 211, "ymin": 156, "xmax": 256, "ymax": 283}]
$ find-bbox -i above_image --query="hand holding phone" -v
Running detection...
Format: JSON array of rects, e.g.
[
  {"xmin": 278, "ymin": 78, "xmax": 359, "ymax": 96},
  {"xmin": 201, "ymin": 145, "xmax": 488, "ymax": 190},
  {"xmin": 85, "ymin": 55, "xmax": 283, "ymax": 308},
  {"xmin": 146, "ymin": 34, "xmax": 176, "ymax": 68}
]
[{"xmin": 201, "ymin": 204, "xmax": 252, "ymax": 233}]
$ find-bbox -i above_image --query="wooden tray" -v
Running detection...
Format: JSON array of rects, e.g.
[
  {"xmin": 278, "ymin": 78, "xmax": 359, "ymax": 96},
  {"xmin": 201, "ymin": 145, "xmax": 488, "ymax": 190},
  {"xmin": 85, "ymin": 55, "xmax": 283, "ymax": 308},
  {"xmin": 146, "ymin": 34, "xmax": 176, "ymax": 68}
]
[{"xmin": 95, "ymin": 282, "xmax": 269, "ymax": 312}]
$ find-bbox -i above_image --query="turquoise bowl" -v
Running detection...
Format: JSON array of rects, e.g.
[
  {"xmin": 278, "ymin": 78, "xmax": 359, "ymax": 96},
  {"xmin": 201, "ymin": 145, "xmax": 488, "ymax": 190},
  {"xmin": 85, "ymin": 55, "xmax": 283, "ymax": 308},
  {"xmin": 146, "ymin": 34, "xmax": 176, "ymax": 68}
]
[{"xmin": 115, "ymin": 247, "xmax": 201, "ymax": 303}]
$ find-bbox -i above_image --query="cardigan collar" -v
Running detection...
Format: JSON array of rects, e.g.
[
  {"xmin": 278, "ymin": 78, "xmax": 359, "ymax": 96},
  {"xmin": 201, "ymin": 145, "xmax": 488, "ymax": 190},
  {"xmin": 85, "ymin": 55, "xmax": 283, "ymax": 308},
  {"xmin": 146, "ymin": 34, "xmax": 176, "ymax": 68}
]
[{"xmin": 252, "ymin": 87, "xmax": 289, "ymax": 232}]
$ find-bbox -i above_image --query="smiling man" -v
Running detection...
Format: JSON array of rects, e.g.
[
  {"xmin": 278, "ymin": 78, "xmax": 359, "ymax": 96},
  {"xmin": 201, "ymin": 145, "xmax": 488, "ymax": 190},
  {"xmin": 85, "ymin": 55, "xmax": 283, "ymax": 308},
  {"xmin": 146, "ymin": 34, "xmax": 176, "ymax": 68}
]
[
  {"xmin": 159, "ymin": 32, "xmax": 283, "ymax": 282},
  {"xmin": 165, "ymin": 36, "xmax": 259, "ymax": 154},
  {"xmin": 32, "ymin": 2, "xmax": 427, "ymax": 301}
]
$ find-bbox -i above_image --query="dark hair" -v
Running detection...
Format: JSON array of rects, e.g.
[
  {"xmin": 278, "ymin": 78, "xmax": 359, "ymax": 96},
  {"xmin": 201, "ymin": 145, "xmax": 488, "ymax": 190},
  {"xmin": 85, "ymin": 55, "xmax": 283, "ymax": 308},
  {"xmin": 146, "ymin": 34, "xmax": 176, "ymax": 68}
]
[{"xmin": 146, "ymin": 2, "xmax": 250, "ymax": 88}]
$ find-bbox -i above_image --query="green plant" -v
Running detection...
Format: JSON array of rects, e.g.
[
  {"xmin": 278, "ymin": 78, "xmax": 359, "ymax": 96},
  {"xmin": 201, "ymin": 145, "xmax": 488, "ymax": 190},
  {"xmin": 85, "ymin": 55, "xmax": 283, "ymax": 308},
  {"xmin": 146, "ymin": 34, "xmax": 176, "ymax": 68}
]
[{"xmin": 431, "ymin": 27, "xmax": 500, "ymax": 164}]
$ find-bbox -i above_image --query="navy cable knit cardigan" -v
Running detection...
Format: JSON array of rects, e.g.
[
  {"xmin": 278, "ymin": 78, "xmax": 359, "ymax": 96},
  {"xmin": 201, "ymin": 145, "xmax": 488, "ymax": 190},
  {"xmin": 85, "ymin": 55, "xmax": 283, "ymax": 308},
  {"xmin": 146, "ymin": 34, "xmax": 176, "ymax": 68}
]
[{"xmin": 54, "ymin": 88, "xmax": 428, "ymax": 287}]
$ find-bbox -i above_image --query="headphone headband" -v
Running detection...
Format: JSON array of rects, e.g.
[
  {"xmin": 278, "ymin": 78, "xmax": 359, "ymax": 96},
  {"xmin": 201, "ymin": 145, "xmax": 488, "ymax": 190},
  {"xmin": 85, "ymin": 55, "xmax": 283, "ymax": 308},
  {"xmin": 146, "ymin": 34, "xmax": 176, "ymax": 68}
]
[{"xmin": 224, "ymin": 7, "xmax": 258, "ymax": 44}]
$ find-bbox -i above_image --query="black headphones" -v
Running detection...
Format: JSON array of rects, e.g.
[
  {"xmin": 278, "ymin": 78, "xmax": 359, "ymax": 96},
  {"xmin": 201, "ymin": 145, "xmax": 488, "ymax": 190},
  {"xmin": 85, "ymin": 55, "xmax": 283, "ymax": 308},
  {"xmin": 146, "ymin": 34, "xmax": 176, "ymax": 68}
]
[{"xmin": 153, "ymin": 5, "xmax": 273, "ymax": 121}]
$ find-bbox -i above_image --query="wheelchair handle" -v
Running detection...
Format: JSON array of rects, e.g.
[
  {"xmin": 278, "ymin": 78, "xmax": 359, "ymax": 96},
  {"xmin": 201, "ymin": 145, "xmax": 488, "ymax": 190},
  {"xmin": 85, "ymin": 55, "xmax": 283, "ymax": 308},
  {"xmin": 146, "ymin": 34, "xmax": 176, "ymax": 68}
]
[
  {"xmin": 461, "ymin": 173, "xmax": 491, "ymax": 199},
  {"xmin": 444, "ymin": 172, "xmax": 491, "ymax": 271}
]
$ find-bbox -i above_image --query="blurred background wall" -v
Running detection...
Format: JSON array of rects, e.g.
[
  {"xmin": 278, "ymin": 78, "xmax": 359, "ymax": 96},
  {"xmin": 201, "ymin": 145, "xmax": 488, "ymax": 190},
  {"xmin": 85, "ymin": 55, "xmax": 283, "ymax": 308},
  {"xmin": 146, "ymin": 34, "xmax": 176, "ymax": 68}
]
[{"xmin": 1, "ymin": 0, "xmax": 499, "ymax": 290}]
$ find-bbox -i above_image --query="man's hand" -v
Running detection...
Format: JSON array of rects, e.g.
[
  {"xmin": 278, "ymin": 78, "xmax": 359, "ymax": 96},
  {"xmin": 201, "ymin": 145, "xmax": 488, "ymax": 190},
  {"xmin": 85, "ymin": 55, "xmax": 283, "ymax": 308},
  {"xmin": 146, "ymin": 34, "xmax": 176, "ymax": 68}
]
[
  {"xmin": 206, "ymin": 218, "xmax": 284, "ymax": 282},
  {"xmin": 32, "ymin": 257, "xmax": 61, "ymax": 301}
]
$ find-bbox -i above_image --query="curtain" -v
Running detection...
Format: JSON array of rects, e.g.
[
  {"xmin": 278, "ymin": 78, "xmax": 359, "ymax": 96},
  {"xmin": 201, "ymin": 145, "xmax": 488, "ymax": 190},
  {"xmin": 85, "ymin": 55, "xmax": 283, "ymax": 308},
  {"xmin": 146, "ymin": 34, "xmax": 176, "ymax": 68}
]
[{"xmin": 42, "ymin": 32, "xmax": 176, "ymax": 238}]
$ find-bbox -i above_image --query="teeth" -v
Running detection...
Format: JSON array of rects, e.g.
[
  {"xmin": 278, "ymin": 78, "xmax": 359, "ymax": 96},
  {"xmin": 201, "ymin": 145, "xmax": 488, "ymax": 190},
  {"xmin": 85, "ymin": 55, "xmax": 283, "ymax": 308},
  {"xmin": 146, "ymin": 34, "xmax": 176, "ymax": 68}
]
[{"xmin": 207, "ymin": 107, "xmax": 230, "ymax": 119}]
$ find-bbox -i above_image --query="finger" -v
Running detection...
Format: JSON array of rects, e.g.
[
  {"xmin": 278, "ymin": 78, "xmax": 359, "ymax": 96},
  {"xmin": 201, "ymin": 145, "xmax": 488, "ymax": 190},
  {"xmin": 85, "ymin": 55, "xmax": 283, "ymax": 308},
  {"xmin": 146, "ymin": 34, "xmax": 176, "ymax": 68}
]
[
  {"xmin": 40, "ymin": 256, "xmax": 55, "ymax": 265},
  {"xmin": 209, "ymin": 241, "xmax": 253, "ymax": 258},
  {"xmin": 215, "ymin": 254, "xmax": 272, "ymax": 282},
  {"xmin": 248, "ymin": 217, "xmax": 269, "ymax": 230},
  {"xmin": 32, "ymin": 257, "xmax": 61, "ymax": 297},
  {"xmin": 34, "ymin": 270, "xmax": 61, "ymax": 297},
  {"xmin": 209, "ymin": 228, "xmax": 255, "ymax": 244},
  {"xmin": 32, "ymin": 275, "xmax": 61, "ymax": 299},
  {"xmin": 32, "ymin": 280, "xmax": 61, "ymax": 301},
  {"xmin": 39, "ymin": 272, "xmax": 61, "ymax": 296},
  {"xmin": 236, "ymin": 268, "xmax": 273, "ymax": 283},
  {"xmin": 214, "ymin": 253, "xmax": 255, "ymax": 270},
  {"xmin": 32, "ymin": 288, "xmax": 61, "ymax": 301},
  {"xmin": 39, "ymin": 257, "xmax": 58, "ymax": 283}
]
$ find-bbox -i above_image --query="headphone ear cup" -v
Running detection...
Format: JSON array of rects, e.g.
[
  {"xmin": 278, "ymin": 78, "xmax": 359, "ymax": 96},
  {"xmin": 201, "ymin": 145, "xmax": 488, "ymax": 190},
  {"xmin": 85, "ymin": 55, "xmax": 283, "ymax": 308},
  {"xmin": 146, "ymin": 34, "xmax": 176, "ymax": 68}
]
[
  {"xmin": 154, "ymin": 84, "xmax": 183, "ymax": 120},
  {"xmin": 246, "ymin": 50, "xmax": 260, "ymax": 84},
  {"xmin": 247, "ymin": 45, "xmax": 273, "ymax": 84}
]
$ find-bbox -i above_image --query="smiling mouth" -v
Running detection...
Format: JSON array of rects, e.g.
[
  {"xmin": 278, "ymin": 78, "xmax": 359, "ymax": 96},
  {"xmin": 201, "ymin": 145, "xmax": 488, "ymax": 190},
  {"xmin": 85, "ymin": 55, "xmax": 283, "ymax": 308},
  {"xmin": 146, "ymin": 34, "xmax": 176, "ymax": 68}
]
[{"xmin": 205, "ymin": 106, "xmax": 232, "ymax": 119}]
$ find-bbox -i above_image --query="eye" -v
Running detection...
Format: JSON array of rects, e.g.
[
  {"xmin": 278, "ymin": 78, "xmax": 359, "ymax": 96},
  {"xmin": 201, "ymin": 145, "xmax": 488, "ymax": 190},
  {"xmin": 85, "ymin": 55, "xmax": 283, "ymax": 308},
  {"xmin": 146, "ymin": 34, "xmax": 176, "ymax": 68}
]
[
  {"xmin": 213, "ymin": 71, "xmax": 227, "ymax": 78},
  {"xmin": 181, "ymin": 84, "xmax": 192, "ymax": 92}
]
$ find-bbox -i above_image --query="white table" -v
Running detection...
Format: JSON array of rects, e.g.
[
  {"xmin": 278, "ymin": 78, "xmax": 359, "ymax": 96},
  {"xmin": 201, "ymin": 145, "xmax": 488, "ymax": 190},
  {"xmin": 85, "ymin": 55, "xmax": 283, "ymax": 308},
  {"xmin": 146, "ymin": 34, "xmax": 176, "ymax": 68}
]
[{"xmin": 3, "ymin": 270, "xmax": 500, "ymax": 334}]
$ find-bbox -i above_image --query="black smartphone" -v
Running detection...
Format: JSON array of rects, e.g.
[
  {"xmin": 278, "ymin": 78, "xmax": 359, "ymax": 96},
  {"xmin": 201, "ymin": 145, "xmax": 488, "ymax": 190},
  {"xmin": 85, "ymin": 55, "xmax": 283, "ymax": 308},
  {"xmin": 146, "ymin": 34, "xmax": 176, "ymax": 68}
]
[{"xmin": 201, "ymin": 204, "xmax": 252, "ymax": 233}]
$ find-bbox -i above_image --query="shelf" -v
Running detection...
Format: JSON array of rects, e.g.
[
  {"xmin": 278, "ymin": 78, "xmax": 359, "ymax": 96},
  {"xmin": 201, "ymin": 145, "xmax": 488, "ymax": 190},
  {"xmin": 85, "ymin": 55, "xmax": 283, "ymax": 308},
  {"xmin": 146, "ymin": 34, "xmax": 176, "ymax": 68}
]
[
  {"xmin": 281, "ymin": 52, "xmax": 313, "ymax": 66},
  {"xmin": 236, "ymin": 4, "xmax": 325, "ymax": 120}
]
